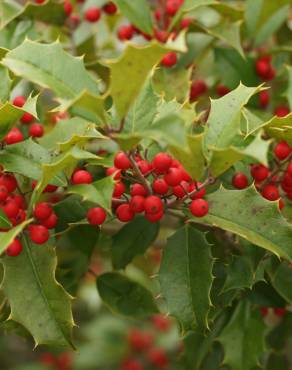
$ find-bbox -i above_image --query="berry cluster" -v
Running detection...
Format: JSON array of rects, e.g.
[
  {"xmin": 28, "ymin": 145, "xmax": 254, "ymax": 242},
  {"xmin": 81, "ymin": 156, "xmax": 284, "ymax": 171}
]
[
  {"xmin": 39, "ymin": 352, "xmax": 72, "ymax": 370},
  {"xmin": 81, "ymin": 151, "xmax": 210, "ymax": 225},
  {"xmin": 260, "ymin": 306, "xmax": 287, "ymax": 318},
  {"xmin": 232, "ymin": 140, "xmax": 292, "ymax": 209}
]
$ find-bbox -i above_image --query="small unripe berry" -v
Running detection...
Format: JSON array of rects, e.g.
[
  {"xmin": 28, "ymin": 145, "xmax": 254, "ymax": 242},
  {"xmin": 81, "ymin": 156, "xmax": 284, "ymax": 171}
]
[
  {"xmin": 152, "ymin": 153, "xmax": 172, "ymax": 173},
  {"xmin": 34, "ymin": 202, "xmax": 53, "ymax": 220},
  {"xmin": 116, "ymin": 204, "xmax": 134, "ymax": 222},
  {"xmin": 232, "ymin": 173, "xmax": 249, "ymax": 189},
  {"xmin": 189, "ymin": 199, "xmax": 209, "ymax": 217},
  {"xmin": 114, "ymin": 152, "xmax": 131, "ymax": 170},
  {"xmin": 85, "ymin": 7, "xmax": 101, "ymax": 22},
  {"xmin": 29, "ymin": 224, "xmax": 49, "ymax": 244},
  {"xmin": 144, "ymin": 196, "xmax": 163, "ymax": 215},
  {"xmin": 5, "ymin": 128, "xmax": 24, "ymax": 145},
  {"xmin": 274, "ymin": 141, "xmax": 291, "ymax": 160},
  {"xmin": 29, "ymin": 123, "xmax": 44, "ymax": 138},
  {"xmin": 129, "ymin": 196, "xmax": 145, "ymax": 213},
  {"xmin": 152, "ymin": 178, "xmax": 169, "ymax": 195},
  {"xmin": 250, "ymin": 164, "xmax": 269, "ymax": 182},
  {"xmin": 6, "ymin": 239, "xmax": 22, "ymax": 257},
  {"xmin": 164, "ymin": 167, "xmax": 183, "ymax": 186},
  {"xmin": 130, "ymin": 183, "xmax": 148, "ymax": 197},
  {"xmin": 87, "ymin": 207, "xmax": 106, "ymax": 225},
  {"xmin": 161, "ymin": 52, "xmax": 177, "ymax": 68},
  {"xmin": 262, "ymin": 184, "xmax": 279, "ymax": 201},
  {"xmin": 72, "ymin": 170, "xmax": 93, "ymax": 184}
]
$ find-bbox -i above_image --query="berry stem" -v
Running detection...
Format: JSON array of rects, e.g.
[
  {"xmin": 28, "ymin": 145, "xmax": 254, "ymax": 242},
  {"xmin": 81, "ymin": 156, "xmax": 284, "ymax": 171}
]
[{"xmin": 127, "ymin": 152, "xmax": 153, "ymax": 195}]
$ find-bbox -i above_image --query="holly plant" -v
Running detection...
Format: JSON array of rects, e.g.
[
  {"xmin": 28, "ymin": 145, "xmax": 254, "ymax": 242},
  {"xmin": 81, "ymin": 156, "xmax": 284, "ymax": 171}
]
[{"xmin": 1, "ymin": 0, "xmax": 292, "ymax": 369}]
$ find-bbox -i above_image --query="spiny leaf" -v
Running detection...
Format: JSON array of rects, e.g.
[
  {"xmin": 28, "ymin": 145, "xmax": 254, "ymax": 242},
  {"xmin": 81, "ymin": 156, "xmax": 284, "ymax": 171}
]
[
  {"xmin": 1, "ymin": 237, "xmax": 75, "ymax": 348},
  {"xmin": 159, "ymin": 225, "xmax": 214, "ymax": 332},
  {"xmin": 191, "ymin": 186, "xmax": 292, "ymax": 262},
  {"xmin": 0, "ymin": 65, "xmax": 11, "ymax": 103},
  {"xmin": 266, "ymin": 260, "xmax": 292, "ymax": 304},
  {"xmin": 97, "ymin": 272, "xmax": 159, "ymax": 318},
  {"xmin": 112, "ymin": 217, "xmax": 159, "ymax": 269},
  {"xmin": 2, "ymin": 40, "xmax": 100, "ymax": 109},
  {"xmin": 0, "ymin": 219, "xmax": 31, "ymax": 255},
  {"xmin": 218, "ymin": 300, "xmax": 265, "ymax": 370}
]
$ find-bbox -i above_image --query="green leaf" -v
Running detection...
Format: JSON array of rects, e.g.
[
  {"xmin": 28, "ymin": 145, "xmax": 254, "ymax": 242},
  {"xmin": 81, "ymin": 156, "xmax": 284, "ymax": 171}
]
[
  {"xmin": 97, "ymin": 272, "xmax": 158, "ymax": 318},
  {"xmin": 0, "ymin": 95, "xmax": 38, "ymax": 140},
  {"xmin": 203, "ymin": 83, "xmax": 262, "ymax": 160},
  {"xmin": 191, "ymin": 186, "xmax": 292, "ymax": 262},
  {"xmin": 0, "ymin": 0, "xmax": 21, "ymax": 30},
  {"xmin": 67, "ymin": 176, "xmax": 115, "ymax": 213},
  {"xmin": 0, "ymin": 139, "xmax": 67, "ymax": 185},
  {"xmin": 112, "ymin": 217, "xmax": 159, "ymax": 269},
  {"xmin": 159, "ymin": 225, "xmax": 214, "ymax": 332},
  {"xmin": 218, "ymin": 300, "xmax": 265, "ymax": 370},
  {"xmin": 0, "ymin": 65, "xmax": 11, "ymax": 103},
  {"xmin": 0, "ymin": 208, "xmax": 11, "ymax": 229},
  {"xmin": 0, "ymin": 219, "xmax": 31, "ymax": 255},
  {"xmin": 54, "ymin": 196, "xmax": 87, "ymax": 234},
  {"xmin": 169, "ymin": 134, "xmax": 206, "ymax": 179},
  {"xmin": 113, "ymin": 0, "xmax": 153, "ymax": 35},
  {"xmin": 1, "ymin": 236, "xmax": 74, "ymax": 347},
  {"xmin": 255, "ymin": 112, "xmax": 292, "ymax": 146},
  {"xmin": 286, "ymin": 66, "xmax": 292, "ymax": 111},
  {"xmin": 39, "ymin": 117, "xmax": 105, "ymax": 152},
  {"xmin": 2, "ymin": 40, "xmax": 100, "ymax": 109},
  {"xmin": 266, "ymin": 261, "xmax": 292, "ymax": 304},
  {"xmin": 106, "ymin": 43, "xmax": 167, "ymax": 119}
]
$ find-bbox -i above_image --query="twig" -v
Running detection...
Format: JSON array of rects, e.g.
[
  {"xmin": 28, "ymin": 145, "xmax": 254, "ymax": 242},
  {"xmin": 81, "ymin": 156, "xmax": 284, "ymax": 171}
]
[{"xmin": 127, "ymin": 152, "xmax": 153, "ymax": 195}]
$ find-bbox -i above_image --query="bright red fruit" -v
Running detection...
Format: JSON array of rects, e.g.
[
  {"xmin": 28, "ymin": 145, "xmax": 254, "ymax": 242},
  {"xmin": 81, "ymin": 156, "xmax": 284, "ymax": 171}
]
[
  {"xmin": 102, "ymin": 2, "xmax": 117, "ymax": 15},
  {"xmin": 287, "ymin": 163, "xmax": 292, "ymax": 176},
  {"xmin": 5, "ymin": 128, "xmax": 24, "ymax": 145},
  {"xmin": 145, "ymin": 210, "xmax": 163, "ymax": 222},
  {"xmin": 275, "ymin": 106, "xmax": 290, "ymax": 117},
  {"xmin": 144, "ymin": 196, "xmax": 163, "ymax": 215},
  {"xmin": 262, "ymin": 184, "xmax": 280, "ymax": 201},
  {"xmin": 41, "ymin": 213, "xmax": 58, "ymax": 229},
  {"xmin": 121, "ymin": 358, "xmax": 143, "ymax": 370},
  {"xmin": 6, "ymin": 239, "xmax": 23, "ymax": 257},
  {"xmin": 0, "ymin": 185, "xmax": 8, "ymax": 201},
  {"xmin": 85, "ymin": 7, "xmax": 101, "ymax": 22},
  {"xmin": 180, "ymin": 18, "xmax": 192, "ymax": 29},
  {"xmin": 137, "ymin": 160, "xmax": 151, "ymax": 175},
  {"xmin": 152, "ymin": 153, "xmax": 172, "ymax": 173},
  {"xmin": 189, "ymin": 182, "xmax": 206, "ymax": 199},
  {"xmin": 21, "ymin": 112, "xmax": 34, "ymax": 124},
  {"xmin": 13, "ymin": 96, "xmax": 26, "ymax": 107},
  {"xmin": 250, "ymin": 164, "xmax": 269, "ymax": 182},
  {"xmin": 128, "ymin": 329, "xmax": 153, "ymax": 351},
  {"xmin": 273, "ymin": 307, "xmax": 287, "ymax": 317},
  {"xmin": 166, "ymin": 0, "xmax": 182, "ymax": 16},
  {"xmin": 118, "ymin": 25, "xmax": 135, "ymax": 41},
  {"xmin": 161, "ymin": 52, "xmax": 177, "ymax": 68},
  {"xmin": 147, "ymin": 348, "xmax": 169, "ymax": 369},
  {"xmin": 274, "ymin": 141, "xmax": 291, "ymax": 160},
  {"xmin": 116, "ymin": 204, "xmax": 134, "ymax": 222},
  {"xmin": 129, "ymin": 196, "xmax": 145, "ymax": 213},
  {"xmin": 216, "ymin": 84, "xmax": 230, "ymax": 97},
  {"xmin": 29, "ymin": 123, "xmax": 44, "ymax": 138},
  {"xmin": 72, "ymin": 170, "xmax": 93, "ymax": 184},
  {"xmin": 190, "ymin": 79, "xmax": 208, "ymax": 102},
  {"xmin": 64, "ymin": 1, "xmax": 73, "ymax": 16},
  {"xmin": 87, "ymin": 207, "xmax": 107, "ymax": 225},
  {"xmin": 164, "ymin": 167, "xmax": 183, "ymax": 186},
  {"xmin": 29, "ymin": 225, "xmax": 49, "ymax": 244},
  {"xmin": 152, "ymin": 314, "xmax": 171, "ymax": 332},
  {"xmin": 259, "ymin": 90, "xmax": 270, "ymax": 109},
  {"xmin": 130, "ymin": 183, "xmax": 148, "ymax": 197},
  {"xmin": 3, "ymin": 200, "xmax": 19, "ymax": 218},
  {"xmin": 189, "ymin": 199, "xmax": 209, "ymax": 217},
  {"xmin": 113, "ymin": 182, "xmax": 126, "ymax": 197},
  {"xmin": 232, "ymin": 173, "xmax": 249, "ymax": 189},
  {"xmin": 0, "ymin": 174, "xmax": 17, "ymax": 192},
  {"xmin": 114, "ymin": 152, "xmax": 131, "ymax": 170},
  {"xmin": 172, "ymin": 181, "xmax": 189, "ymax": 198},
  {"xmin": 34, "ymin": 202, "xmax": 53, "ymax": 220},
  {"xmin": 152, "ymin": 179, "xmax": 169, "ymax": 195},
  {"xmin": 106, "ymin": 166, "xmax": 121, "ymax": 180}
]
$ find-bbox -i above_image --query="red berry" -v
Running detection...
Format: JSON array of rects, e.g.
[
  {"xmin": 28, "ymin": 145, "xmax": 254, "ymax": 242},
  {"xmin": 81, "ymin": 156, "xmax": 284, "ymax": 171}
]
[
  {"xmin": 216, "ymin": 84, "xmax": 230, "ymax": 97},
  {"xmin": 129, "ymin": 196, "xmax": 145, "ymax": 213},
  {"xmin": 106, "ymin": 166, "xmax": 121, "ymax": 180},
  {"xmin": 189, "ymin": 182, "xmax": 206, "ymax": 199},
  {"xmin": 190, "ymin": 79, "xmax": 208, "ymax": 102},
  {"xmin": 275, "ymin": 106, "xmax": 290, "ymax": 117},
  {"xmin": 154, "ymin": 29, "xmax": 169, "ymax": 43},
  {"xmin": 39, "ymin": 353, "xmax": 56, "ymax": 367},
  {"xmin": 250, "ymin": 164, "xmax": 269, "ymax": 182},
  {"xmin": 114, "ymin": 152, "xmax": 131, "ymax": 170},
  {"xmin": 13, "ymin": 96, "xmax": 26, "ymax": 107},
  {"xmin": 87, "ymin": 207, "xmax": 106, "ymax": 225},
  {"xmin": 273, "ymin": 307, "xmax": 287, "ymax": 317},
  {"xmin": 103, "ymin": 2, "xmax": 118, "ymax": 15},
  {"xmin": 4, "ymin": 128, "xmax": 24, "ymax": 145},
  {"xmin": 64, "ymin": 0, "xmax": 73, "ymax": 16},
  {"xmin": 113, "ymin": 182, "xmax": 126, "ymax": 197},
  {"xmin": 279, "ymin": 198, "xmax": 285, "ymax": 210},
  {"xmin": 259, "ymin": 90, "xmax": 270, "ymax": 109},
  {"xmin": 0, "ymin": 174, "xmax": 17, "ymax": 193},
  {"xmin": 128, "ymin": 329, "xmax": 153, "ymax": 351},
  {"xmin": 232, "ymin": 173, "xmax": 249, "ymax": 189},
  {"xmin": 72, "ymin": 170, "xmax": 93, "ymax": 184},
  {"xmin": 172, "ymin": 181, "xmax": 189, "ymax": 198},
  {"xmin": 130, "ymin": 183, "xmax": 148, "ymax": 197},
  {"xmin": 121, "ymin": 358, "xmax": 143, "ymax": 370},
  {"xmin": 6, "ymin": 239, "xmax": 22, "ymax": 257},
  {"xmin": 3, "ymin": 200, "xmax": 19, "ymax": 219},
  {"xmin": 116, "ymin": 204, "xmax": 134, "ymax": 222},
  {"xmin": 29, "ymin": 123, "xmax": 44, "ymax": 138},
  {"xmin": 283, "ymin": 173, "xmax": 292, "ymax": 187},
  {"xmin": 180, "ymin": 17, "xmax": 192, "ymax": 29},
  {"xmin": 137, "ymin": 160, "xmax": 151, "ymax": 174},
  {"xmin": 144, "ymin": 196, "xmax": 163, "ymax": 215},
  {"xmin": 0, "ymin": 185, "xmax": 8, "ymax": 202},
  {"xmin": 161, "ymin": 52, "xmax": 177, "ymax": 68},
  {"xmin": 85, "ymin": 7, "xmax": 101, "ymax": 22},
  {"xmin": 152, "ymin": 178, "xmax": 169, "ymax": 195},
  {"xmin": 255, "ymin": 59, "xmax": 270, "ymax": 78},
  {"xmin": 287, "ymin": 163, "xmax": 292, "ymax": 176},
  {"xmin": 34, "ymin": 202, "xmax": 53, "ymax": 220},
  {"xmin": 152, "ymin": 153, "xmax": 172, "ymax": 173},
  {"xmin": 118, "ymin": 25, "xmax": 134, "ymax": 41},
  {"xmin": 151, "ymin": 314, "xmax": 171, "ymax": 332},
  {"xmin": 189, "ymin": 199, "xmax": 209, "ymax": 217},
  {"xmin": 145, "ymin": 210, "xmax": 163, "ymax": 222},
  {"xmin": 274, "ymin": 141, "xmax": 291, "ymax": 160},
  {"xmin": 260, "ymin": 307, "xmax": 268, "ymax": 317},
  {"xmin": 166, "ymin": 0, "xmax": 181, "ymax": 16},
  {"xmin": 29, "ymin": 224, "xmax": 49, "ymax": 244},
  {"xmin": 164, "ymin": 167, "xmax": 183, "ymax": 186},
  {"xmin": 262, "ymin": 184, "xmax": 280, "ymax": 201},
  {"xmin": 148, "ymin": 348, "xmax": 169, "ymax": 369},
  {"xmin": 21, "ymin": 112, "xmax": 34, "ymax": 124},
  {"xmin": 41, "ymin": 213, "xmax": 58, "ymax": 229}
]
